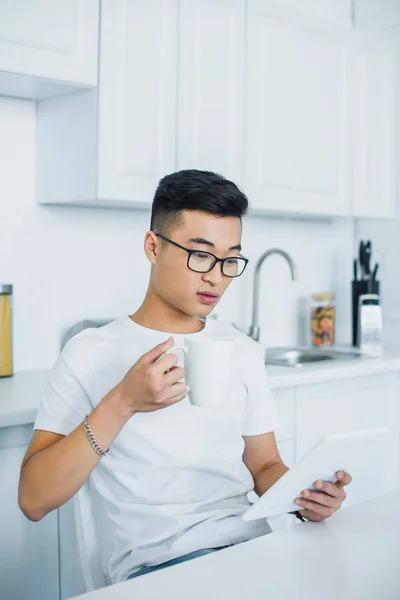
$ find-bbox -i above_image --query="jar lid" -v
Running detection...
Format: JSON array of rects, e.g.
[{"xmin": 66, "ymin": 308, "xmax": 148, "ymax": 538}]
[
  {"xmin": 312, "ymin": 292, "xmax": 335, "ymax": 301},
  {"xmin": 0, "ymin": 284, "xmax": 12, "ymax": 294}
]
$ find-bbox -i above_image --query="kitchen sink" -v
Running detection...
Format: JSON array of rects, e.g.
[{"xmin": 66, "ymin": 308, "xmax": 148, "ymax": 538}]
[{"xmin": 264, "ymin": 347, "xmax": 365, "ymax": 368}]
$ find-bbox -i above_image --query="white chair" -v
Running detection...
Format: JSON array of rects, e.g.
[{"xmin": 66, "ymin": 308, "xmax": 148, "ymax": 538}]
[{"xmin": 73, "ymin": 479, "xmax": 113, "ymax": 591}]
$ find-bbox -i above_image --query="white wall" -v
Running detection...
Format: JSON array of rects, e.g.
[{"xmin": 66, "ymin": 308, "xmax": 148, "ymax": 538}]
[{"xmin": 0, "ymin": 95, "xmax": 354, "ymax": 371}]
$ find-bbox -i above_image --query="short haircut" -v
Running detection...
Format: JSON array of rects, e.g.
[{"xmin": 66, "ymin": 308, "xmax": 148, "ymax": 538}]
[{"xmin": 150, "ymin": 169, "xmax": 248, "ymax": 235}]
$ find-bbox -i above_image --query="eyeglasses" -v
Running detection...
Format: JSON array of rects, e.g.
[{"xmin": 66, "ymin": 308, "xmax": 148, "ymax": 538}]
[{"xmin": 155, "ymin": 233, "xmax": 249, "ymax": 278}]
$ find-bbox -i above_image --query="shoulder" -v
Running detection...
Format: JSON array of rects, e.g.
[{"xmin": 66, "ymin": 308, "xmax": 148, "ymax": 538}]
[{"xmin": 60, "ymin": 317, "xmax": 129, "ymax": 366}]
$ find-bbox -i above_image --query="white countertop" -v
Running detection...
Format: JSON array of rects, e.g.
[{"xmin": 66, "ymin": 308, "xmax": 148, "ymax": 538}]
[
  {"xmin": 0, "ymin": 370, "xmax": 50, "ymax": 428},
  {"xmin": 71, "ymin": 489, "xmax": 400, "ymax": 600},
  {"xmin": 2, "ymin": 352, "xmax": 400, "ymax": 429},
  {"xmin": 267, "ymin": 351, "xmax": 400, "ymax": 389}
]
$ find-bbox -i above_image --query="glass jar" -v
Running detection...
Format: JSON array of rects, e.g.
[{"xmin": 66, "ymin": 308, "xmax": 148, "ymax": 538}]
[
  {"xmin": 0, "ymin": 284, "xmax": 13, "ymax": 377},
  {"xmin": 311, "ymin": 292, "xmax": 335, "ymax": 347}
]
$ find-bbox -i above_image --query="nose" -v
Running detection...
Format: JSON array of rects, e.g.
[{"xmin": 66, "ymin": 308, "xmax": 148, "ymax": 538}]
[{"xmin": 201, "ymin": 261, "xmax": 225, "ymax": 286}]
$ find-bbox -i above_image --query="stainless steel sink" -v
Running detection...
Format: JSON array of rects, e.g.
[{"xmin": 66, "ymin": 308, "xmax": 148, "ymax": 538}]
[{"xmin": 265, "ymin": 347, "xmax": 365, "ymax": 368}]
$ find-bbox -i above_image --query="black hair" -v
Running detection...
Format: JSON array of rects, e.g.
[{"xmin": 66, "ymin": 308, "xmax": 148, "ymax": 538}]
[{"xmin": 150, "ymin": 169, "xmax": 248, "ymax": 234}]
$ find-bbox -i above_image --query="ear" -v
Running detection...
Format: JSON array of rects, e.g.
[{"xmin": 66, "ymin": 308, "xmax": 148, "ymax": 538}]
[{"xmin": 144, "ymin": 231, "xmax": 159, "ymax": 265}]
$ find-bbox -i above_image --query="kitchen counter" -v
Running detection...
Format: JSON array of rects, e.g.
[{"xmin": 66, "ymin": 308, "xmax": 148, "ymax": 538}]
[
  {"xmin": 267, "ymin": 351, "xmax": 400, "ymax": 389},
  {"xmin": 2, "ymin": 352, "xmax": 400, "ymax": 428},
  {"xmin": 72, "ymin": 489, "xmax": 400, "ymax": 600},
  {"xmin": 0, "ymin": 370, "xmax": 50, "ymax": 428}
]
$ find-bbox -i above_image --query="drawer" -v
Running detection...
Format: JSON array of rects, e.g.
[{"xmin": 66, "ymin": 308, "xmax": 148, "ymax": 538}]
[{"xmin": 273, "ymin": 388, "xmax": 295, "ymax": 442}]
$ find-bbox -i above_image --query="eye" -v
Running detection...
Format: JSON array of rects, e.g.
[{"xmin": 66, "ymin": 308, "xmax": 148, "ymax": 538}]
[
  {"xmin": 192, "ymin": 251, "xmax": 211, "ymax": 259},
  {"xmin": 225, "ymin": 258, "xmax": 239, "ymax": 265}
]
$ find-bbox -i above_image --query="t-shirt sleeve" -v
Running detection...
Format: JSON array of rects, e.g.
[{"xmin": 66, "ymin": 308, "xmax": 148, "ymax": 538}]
[
  {"xmin": 34, "ymin": 336, "xmax": 93, "ymax": 436},
  {"xmin": 241, "ymin": 341, "xmax": 282, "ymax": 437}
]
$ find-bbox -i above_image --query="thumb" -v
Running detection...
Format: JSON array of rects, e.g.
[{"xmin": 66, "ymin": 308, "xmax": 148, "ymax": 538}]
[{"xmin": 140, "ymin": 337, "xmax": 175, "ymax": 364}]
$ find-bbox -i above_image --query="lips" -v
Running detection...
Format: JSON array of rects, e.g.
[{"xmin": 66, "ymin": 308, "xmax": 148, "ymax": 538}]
[{"xmin": 197, "ymin": 292, "xmax": 219, "ymax": 305}]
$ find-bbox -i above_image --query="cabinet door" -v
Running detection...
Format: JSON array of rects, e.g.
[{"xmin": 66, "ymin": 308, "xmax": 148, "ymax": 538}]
[
  {"xmin": 0, "ymin": 0, "xmax": 99, "ymax": 86},
  {"xmin": 97, "ymin": 0, "xmax": 178, "ymax": 204},
  {"xmin": 0, "ymin": 429, "xmax": 59, "ymax": 600},
  {"xmin": 59, "ymin": 499, "xmax": 86, "ymax": 600},
  {"xmin": 273, "ymin": 388, "xmax": 295, "ymax": 443},
  {"xmin": 351, "ymin": 35, "xmax": 396, "ymax": 219},
  {"xmin": 270, "ymin": 0, "xmax": 352, "ymax": 28},
  {"xmin": 245, "ymin": 0, "xmax": 351, "ymax": 216},
  {"xmin": 296, "ymin": 374, "xmax": 400, "ymax": 504},
  {"xmin": 177, "ymin": 0, "xmax": 245, "ymax": 185}
]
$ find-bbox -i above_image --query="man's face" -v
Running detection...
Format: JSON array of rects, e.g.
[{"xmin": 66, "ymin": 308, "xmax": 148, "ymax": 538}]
[{"xmin": 148, "ymin": 210, "xmax": 243, "ymax": 318}]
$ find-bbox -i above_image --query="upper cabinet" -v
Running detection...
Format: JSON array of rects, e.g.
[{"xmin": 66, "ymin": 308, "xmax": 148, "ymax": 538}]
[
  {"xmin": 38, "ymin": 0, "xmax": 246, "ymax": 207},
  {"xmin": 350, "ymin": 34, "xmax": 396, "ymax": 219},
  {"xmin": 245, "ymin": 0, "xmax": 352, "ymax": 217},
  {"xmin": 36, "ymin": 0, "xmax": 397, "ymax": 219},
  {"xmin": 177, "ymin": 0, "xmax": 245, "ymax": 187},
  {"xmin": 97, "ymin": 0, "xmax": 178, "ymax": 204},
  {"xmin": 38, "ymin": 0, "xmax": 178, "ymax": 207},
  {"xmin": 273, "ymin": 0, "xmax": 352, "ymax": 29},
  {"xmin": 0, "ymin": 0, "xmax": 99, "ymax": 99}
]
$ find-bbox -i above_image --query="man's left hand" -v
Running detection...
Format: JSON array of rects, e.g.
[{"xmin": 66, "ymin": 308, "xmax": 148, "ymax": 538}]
[{"xmin": 294, "ymin": 471, "xmax": 352, "ymax": 522}]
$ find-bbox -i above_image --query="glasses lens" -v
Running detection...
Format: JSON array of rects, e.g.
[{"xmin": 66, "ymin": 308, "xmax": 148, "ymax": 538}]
[
  {"xmin": 222, "ymin": 258, "xmax": 247, "ymax": 277},
  {"xmin": 188, "ymin": 251, "xmax": 216, "ymax": 273}
]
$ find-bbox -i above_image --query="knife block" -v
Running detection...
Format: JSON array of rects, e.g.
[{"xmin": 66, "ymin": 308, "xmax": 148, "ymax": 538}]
[{"xmin": 352, "ymin": 280, "xmax": 380, "ymax": 346}]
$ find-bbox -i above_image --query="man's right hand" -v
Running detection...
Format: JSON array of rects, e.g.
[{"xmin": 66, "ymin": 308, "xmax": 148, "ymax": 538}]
[{"xmin": 117, "ymin": 337, "xmax": 187, "ymax": 415}]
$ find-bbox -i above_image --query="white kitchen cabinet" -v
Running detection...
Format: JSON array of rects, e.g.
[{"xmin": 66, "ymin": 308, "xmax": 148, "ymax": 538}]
[
  {"xmin": 59, "ymin": 499, "xmax": 86, "ymax": 600},
  {"xmin": 350, "ymin": 35, "xmax": 396, "ymax": 219},
  {"xmin": 0, "ymin": 425, "xmax": 59, "ymax": 600},
  {"xmin": 245, "ymin": 0, "xmax": 352, "ymax": 216},
  {"xmin": 295, "ymin": 373, "xmax": 400, "ymax": 504},
  {"xmin": 96, "ymin": 0, "xmax": 178, "ymax": 204},
  {"xmin": 273, "ymin": 388, "xmax": 295, "ymax": 443},
  {"xmin": 177, "ymin": 0, "xmax": 245, "ymax": 186},
  {"xmin": 276, "ymin": 439, "xmax": 295, "ymax": 468},
  {"xmin": 35, "ymin": 1, "xmax": 397, "ymax": 217},
  {"xmin": 37, "ymin": 0, "xmax": 178, "ymax": 207},
  {"xmin": 0, "ymin": 0, "xmax": 99, "ymax": 99},
  {"xmin": 273, "ymin": 0, "xmax": 352, "ymax": 29}
]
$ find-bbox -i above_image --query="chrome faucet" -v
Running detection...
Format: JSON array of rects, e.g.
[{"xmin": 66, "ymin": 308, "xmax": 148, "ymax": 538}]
[{"xmin": 248, "ymin": 249, "xmax": 298, "ymax": 342}]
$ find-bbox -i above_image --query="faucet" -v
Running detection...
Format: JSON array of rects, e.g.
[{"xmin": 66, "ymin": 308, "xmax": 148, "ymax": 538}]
[{"xmin": 248, "ymin": 249, "xmax": 298, "ymax": 342}]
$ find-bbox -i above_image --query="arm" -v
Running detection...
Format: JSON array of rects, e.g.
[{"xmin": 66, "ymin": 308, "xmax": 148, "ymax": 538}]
[
  {"xmin": 19, "ymin": 338, "xmax": 186, "ymax": 522},
  {"xmin": 18, "ymin": 388, "xmax": 129, "ymax": 522},
  {"xmin": 243, "ymin": 432, "xmax": 288, "ymax": 497}
]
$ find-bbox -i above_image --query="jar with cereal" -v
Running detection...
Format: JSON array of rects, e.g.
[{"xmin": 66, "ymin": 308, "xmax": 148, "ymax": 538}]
[{"xmin": 311, "ymin": 293, "xmax": 335, "ymax": 347}]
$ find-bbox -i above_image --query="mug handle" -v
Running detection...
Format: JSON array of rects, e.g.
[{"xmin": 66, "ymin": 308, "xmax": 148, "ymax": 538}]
[
  {"xmin": 167, "ymin": 345, "xmax": 189, "ymax": 391},
  {"xmin": 169, "ymin": 345, "xmax": 188, "ymax": 356}
]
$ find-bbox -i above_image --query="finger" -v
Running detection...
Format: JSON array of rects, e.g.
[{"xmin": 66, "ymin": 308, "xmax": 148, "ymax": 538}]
[
  {"xmin": 295, "ymin": 498, "xmax": 333, "ymax": 520},
  {"xmin": 300, "ymin": 489, "xmax": 341, "ymax": 509},
  {"xmin": 140, "ymin": 337, "xmax": 174, "ymax": 364},
  {"xmin": 163, "ymin": 366, "xmax": 185, "ymax": 387},
  {"xmin": 160, "ymin": 382, "xmax": 187, "ymax": 405},
  {"xmin": 313, "ymin": 480, "xmax": 347, "ymax": 499},
  {"xmin": 153, "ymin": 352, "xmax": 180, "ymax": 373},
  {"xmin": 335, "ymin": 471, "xmax": 352, "ymax": 487},
  {"xmin": 299, "ymin": 508, "xmax": 324, "ymax": 523}
]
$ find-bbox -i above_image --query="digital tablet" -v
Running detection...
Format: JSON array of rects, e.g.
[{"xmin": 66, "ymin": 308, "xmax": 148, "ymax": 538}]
[{"xmin": 242, "ymin": 427, "xmax": 391, "ymax": 521}]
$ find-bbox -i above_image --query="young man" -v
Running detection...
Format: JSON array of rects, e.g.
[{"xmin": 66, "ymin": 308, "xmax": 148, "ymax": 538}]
[{"xmin": 19, "ymin": 170, "xmax": 350, "ymax": 584}]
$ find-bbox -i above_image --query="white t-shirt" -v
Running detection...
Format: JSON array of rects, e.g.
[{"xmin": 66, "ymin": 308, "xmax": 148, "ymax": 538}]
[{"xmin": 34, "ymin": 317, "xmax": 282, "ymax": 583}]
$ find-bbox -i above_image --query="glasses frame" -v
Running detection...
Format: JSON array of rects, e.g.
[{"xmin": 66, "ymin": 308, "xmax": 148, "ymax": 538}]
[{"xmin": 155, "ymin": 233, "xmax": 249, "ymax": 278}]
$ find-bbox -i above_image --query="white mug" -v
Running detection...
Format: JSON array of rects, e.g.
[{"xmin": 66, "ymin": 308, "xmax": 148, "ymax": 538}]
[{"xmin": 171, "ymin": 338, "xmax": 236, "ymax": 407}]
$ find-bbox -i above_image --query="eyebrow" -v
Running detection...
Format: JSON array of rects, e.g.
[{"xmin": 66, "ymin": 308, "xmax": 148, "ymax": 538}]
[{"xmin": 187, "ymin": 237, "xmax": 242, "ymax": 252}]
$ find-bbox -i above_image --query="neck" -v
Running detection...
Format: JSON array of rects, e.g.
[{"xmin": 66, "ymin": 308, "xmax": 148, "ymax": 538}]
[{"xmin": 130, "ymin": 286, "xmax": 205, "ymax": 335}]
